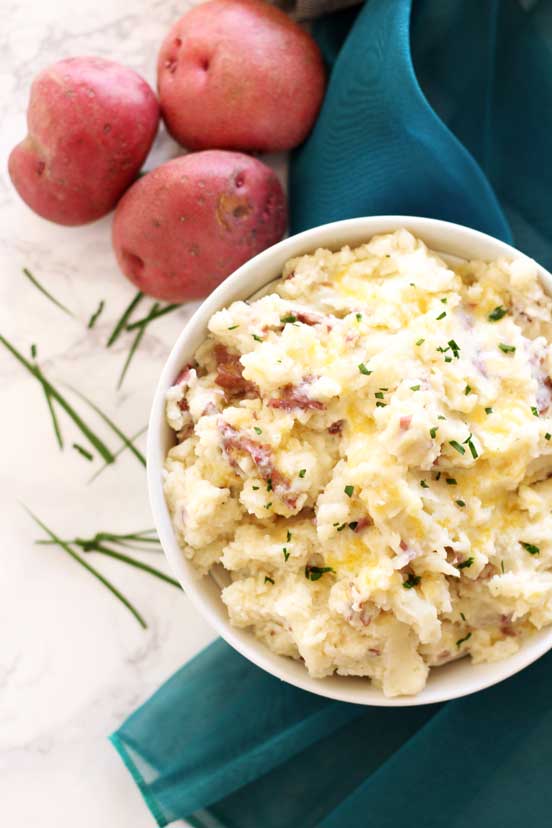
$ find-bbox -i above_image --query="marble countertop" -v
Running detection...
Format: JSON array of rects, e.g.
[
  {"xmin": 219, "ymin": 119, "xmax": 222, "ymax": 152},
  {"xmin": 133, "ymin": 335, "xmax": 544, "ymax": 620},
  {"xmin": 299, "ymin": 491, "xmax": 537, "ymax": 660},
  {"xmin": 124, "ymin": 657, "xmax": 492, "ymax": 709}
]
[{"xmin": 1, "ymin": 1, "xmax": 284, "ymax": 824}]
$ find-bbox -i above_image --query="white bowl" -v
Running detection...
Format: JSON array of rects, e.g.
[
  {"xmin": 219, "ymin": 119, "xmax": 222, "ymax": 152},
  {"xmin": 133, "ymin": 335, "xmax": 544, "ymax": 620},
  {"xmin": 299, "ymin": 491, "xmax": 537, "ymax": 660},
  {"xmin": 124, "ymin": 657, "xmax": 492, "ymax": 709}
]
[{"xmin": 148, "ymin": 215, "xmax": 552, "ymax": 706}]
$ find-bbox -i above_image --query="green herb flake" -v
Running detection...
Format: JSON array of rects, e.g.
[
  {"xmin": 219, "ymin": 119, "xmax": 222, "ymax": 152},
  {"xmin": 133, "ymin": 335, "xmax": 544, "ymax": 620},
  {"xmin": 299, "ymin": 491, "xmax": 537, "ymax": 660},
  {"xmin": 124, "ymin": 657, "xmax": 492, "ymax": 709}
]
[
  {"xmin": 464, "ymin": 385, "xmax": 472, "ymax": 395},
  {"xmin": 467, "ymin": 439, "xmax": 479, "ymax": 459},
  {"xmin": 286, "ymin": 530, "xmax": 292, "ymax": 542},
  {"xmin": 456, "ymin": 632, "xmax": 472, "ymax": 648},
  {"xmin": 485, "ymin": 407, "xmax": 493, "ymax": 414},
  {"xmin": 348, "ymin": 521, "xmax": 358, "ymax": 531},
  {"xmin": 265, "ymin": 502, "xmax": 272, "ymax": 509},
  {"xmin": 336, "ymin": 523, "xmax": 347, "ymax": 532},
  {"xmin": 298, "ymin": 469, "xmax": 306, "ymax": 478},
  {"xmin": 410, "ymin": 384, "xmax": 421, "ymax": 391},
  {"xmin": 305, "ymin": 565, "xmax": 335, "ymax": 581},
  {"xmin": 283, "ymin": 547, "xmax": 290, "ymax": 561},
  {"xmin": 375, "ymin": 401, "xmax": 387, "ymax": 407},
  {"xmin": 449, "ymin": 440, "xmax": 465, "ymax": 455},
  {"xmin": 546, "ymin": 433, "xmax": 552, "ymax": 441},
  {"xmin": 531, "ymin": 406, "xmax": 539, "ymax": 417},
  {"xmin": 441, "ymin": 297, "xmax": 448, "ymax": 304},
  {"xmin": 356, "ymin": 313, "xmax": 362, "ymax": 322},
  {"xmin": 30, "ymin": 343, "xmax": 37, "ymax": 359},
  {"xmin": 254, "ymin": 427, "xmax": 262, "ymax": 435},
  {"xmin": 521, "ymin": 542, "xmax": 540, "ymax": 555},
  {"xmin": 438, "ymin": 415, "xmax": 446, "ymax": 420},
  {"xmin": 264, "ymin": 576, "xmax": 275, "ymax": 584},
  {"xmin": 430, "ymin": 427, "xmax": 438, "ymax": 439},
  {"xmin": 446, "ymin": 478, "xmax": 457, "ymax": 485},
  {"xmin": 73, "ymin": 443, "xmax": 94, "ymax": 462},
  {"xmin": 416, "ymin": 338, "xmax": 425, "ymax": 346},
  {"xmin": 227, "ymin": 325, "xmax": 239, "ymax": 330},
  {"xmin": 420, "ymin": 480, "xmax": 429, "ymax": 489},
  {"xmin": 358, "ymin": 363, "xmax": 372, "ymax": 375},
  {"xmin": 501, "ymin": 560, "xmax": 505, "ymax": 573},
  {"xmin": 436, "ymin": 311, "xmax": 447, "ymax": 320},
  {"xmin": 375, "ymin": 391, "xmax": 385, "ymax": 399},
  {"xmin": 460, "ymin": 612, "xmax": 466, "ymax": 621},
  {"xmin": 488, "ymin": 306, "xmax": 507, "ymax": 321},
  {"xmin": 252, "ymin": 485, "xmax": 260, "ymax": 491},
  {"xmin": 403, "ymin": 573, "xmax": 421, "ymax": 589},
  {"xmin": 281, "ymin": 314, "xmax": 297, "ymax": 324},
  {"xmin": 252, "ymin": 334, "xmax": 263, "ymax": 342},
  {"xmin": 456, "ymin": 500, "xmax": 466, "ymax": 507},
  {"xmin": 344, "ymin": 485, "xmax": 354, "ymax": 498},
  {"xmin": 457, "ymin": 557, "xmax": 473, "ymax": 569},
  {"xmin": 499, "ymin": 343, "xmax": 516, "ymax": 354},
  {"xmin": 448, "ymin": 339, "xmax": 460, "ymax": 357},
  {"xmin": 266, "ymin": 479, "xmax": 273, "ymax": 492}
]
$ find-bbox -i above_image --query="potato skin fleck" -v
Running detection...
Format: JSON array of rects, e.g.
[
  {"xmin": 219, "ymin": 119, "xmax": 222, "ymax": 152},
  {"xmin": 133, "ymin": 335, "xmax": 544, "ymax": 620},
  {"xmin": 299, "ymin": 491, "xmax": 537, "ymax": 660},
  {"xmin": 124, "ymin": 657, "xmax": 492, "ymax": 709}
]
[{"xmin": 112, "ymin": 150, "xmax": 287, "ymax": 302}]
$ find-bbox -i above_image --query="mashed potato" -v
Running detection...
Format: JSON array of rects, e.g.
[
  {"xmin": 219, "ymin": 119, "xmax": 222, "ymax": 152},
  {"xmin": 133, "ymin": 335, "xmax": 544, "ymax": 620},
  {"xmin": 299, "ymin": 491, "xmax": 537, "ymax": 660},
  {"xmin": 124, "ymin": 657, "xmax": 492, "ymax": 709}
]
[{"xmin": 163, "ymin": 229, "xmax": 552, "ymax": 697}]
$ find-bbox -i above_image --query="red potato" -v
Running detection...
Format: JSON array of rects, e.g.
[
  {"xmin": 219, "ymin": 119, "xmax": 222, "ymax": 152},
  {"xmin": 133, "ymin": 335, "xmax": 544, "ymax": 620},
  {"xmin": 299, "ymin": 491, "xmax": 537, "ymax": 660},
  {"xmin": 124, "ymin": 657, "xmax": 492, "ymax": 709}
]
[
  {"xmin": 112, "ymin": 151, "xmax": 287, "ymax": 302},
  {"xmin": 8, "ymin": 57, "xmax": 159, "ymax": 226},
  {"xmin": 157, "ymin": 0, "xmax": 325, "ymax": 152}
]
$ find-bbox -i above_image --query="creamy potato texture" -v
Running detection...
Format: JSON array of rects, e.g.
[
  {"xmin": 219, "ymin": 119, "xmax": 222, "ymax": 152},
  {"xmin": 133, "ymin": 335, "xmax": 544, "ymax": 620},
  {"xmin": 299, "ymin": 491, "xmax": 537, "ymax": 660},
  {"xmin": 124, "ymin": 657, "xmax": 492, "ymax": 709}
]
[{"xmin": 163, "ymin": 229, "xmax": 552, "ymax": 697}]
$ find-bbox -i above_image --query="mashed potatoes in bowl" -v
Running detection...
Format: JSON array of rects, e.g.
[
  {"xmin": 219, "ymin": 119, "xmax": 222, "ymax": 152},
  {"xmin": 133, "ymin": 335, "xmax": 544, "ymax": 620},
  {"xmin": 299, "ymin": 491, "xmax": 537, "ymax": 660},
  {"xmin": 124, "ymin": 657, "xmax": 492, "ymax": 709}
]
[{"xmin": 150, "ymin": 217, "xmax": 552, "ymax": 703}]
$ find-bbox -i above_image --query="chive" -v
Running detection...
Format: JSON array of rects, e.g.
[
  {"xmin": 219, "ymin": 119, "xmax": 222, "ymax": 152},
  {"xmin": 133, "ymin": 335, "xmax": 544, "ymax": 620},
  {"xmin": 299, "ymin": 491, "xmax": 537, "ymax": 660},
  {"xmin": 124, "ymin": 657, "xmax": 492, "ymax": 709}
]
[
  {"xmin": 464, "ymin": 385, "xmax": 472, "ymax": 395},
  {"xmin": 499, "ymin": 343, "xmax": 515, "ymax": 354},
  {"xmin": 430, "ymin": 427, "xmax": 438, "ymax": 439},
  {"xmin": 336, "ymin": 523, "xmax": 347, "ymax": 532},
  {"xmin": 79, "ymin": 541, "xmax": 181, "ymax": 588},
  {"xmin": 546, "ymin": 433, "xmax": 551, "ymax": 441},
  {"xmin": 227, "ymin": 325, "xmax": 239, "ymax": 330},
  {"xmin": 22, "ymin": 267, "xmax": 75, "ymax": 317},
  {"xmin": 531, "ymin": 406, "xmax": 539, "ymax": 417},
  {"xmin": 379, "ymin": 387, "xmax": 389, "ymax": 391},
  {"xmin": 410, "ymin": 385, "xmax": 421, "ymax": 391},
  {"xmin": 440, "ymin": 297, "xmax": 448, "ymax": 304},
  {"xmin": 448, "ymin": 339, "xmax": 460, "ymax": 356},
  {"xmin": 375, "ymin": 391, "xmax": 385, "ymax": 399},
  {"xmin": 305, "ymin": 565, "xmax": 335, "ymax": 581},
  {"xmin": 488, "ymin": 306, "xmax": 507, "ymax": 321},
  {"xmin": 283, "ymin": 547, "xmax": 290, "ymax": 561},
  {"xmin": 485, "ymin": 407, "xmax": 493, "ymax": 414},
  {"xmin": 375, "ymin": 401, "xmax": 387, "ymax": 407},
  {"xmin": 521, "ymin": 542, "xmax": 540, "ymax": 555},
  {"xmin": 456, "ymin": 500, "xmax": 466, "ymax": 507},
  {"xmin": 420, "ymin": 480, "xmax": 429, "ymax": 488},
  {"xmin": 467, "ymin": 439, "xmax": 478, "ymax": 459},
  {"xmin": 286, "ymin": 530, "xmax": 292, "ymax": 542},
  {"xmin": 403, "ymin": 573, "xmax": 421, "ymax": 589},
  {"xmin": 118, "ymin": 302, "xmax": 160, "ymax": 390},
  {"xmin": 348, "ymin": 521, "xmax": 358, "ymax": 530},
  {"xmin": 254, "ymin": 427, "xmax": 262, "ymax": 435},
  {"xmin": 438, "ymin": 415, "xmax": 446, "ymax": 420},
  {"xmin": 43, "ymin": 385, "xmax": 64, "ymax": 449},
  {"xmin": 356, "ymin": 313, "xmax": 362, "ymax": 321},
  {"xmin": 67, "ymin": 385, "xmax": 145, "ymax": 467},
  {"xmin": 252, "ymin": 486, "xmax": 260, "ymax": 491},
  {"xmin": 252, "ymin": 334, "xmax": 263, "ymax": 342},
  {"xmin": 265, "ymin": 502, "xmax": 272, "ymax": 509},
  {"xmin": 30, "ymin": 343, "xmax": 37, "ymax": 359},
  {"xmin": 281, "ymin": 314, "xmax": 297, "ymax": 324},
  {"xmin": 449, "ymin": 440, "xmax": 465, "ymax": 455},
  {"xmin": 436, "ymin": 311, "xmax": 447, "ymax": 320},
  {"xmin": 27, "ymin": 507, "xmax": 147, "ymax": 628},
  {"xmin": 358, "ymin": 363, "xmax": 372, "ymax": 375},
  {"xmin": 415, "ymin": 338, "xmax": 425, "ymax": 346},
  {"xmin": 446, "ymin": 478, "xmax": 457, "ymax": 485},
  {"xmin": 456, "ymin": 632, "xmax": 472, "ymax": 648},
  {"xmin": 264, "ymin": 576, "xmax": 275, "ymax": 585},
  {"xmin": 267, "ymin": 478, "xmax": 273, "ymax": 492},
  {"xmin": 444, "ymin": 356, "xmax": 452, "ymax": 363},
  {"xmin": 73, "ymin": 443, "xmax": 93, "ymax": 461},
  {"xmin": 0, "ymin": 335, "xmax": 114, "ymax": 463},
  {"xmin": 298, "ymin": 469, "xmax": 306, "ymax": 478},
  {"xmin": 88, "ymin": 300, "xmax": 105, "ymax": 329},
  {"xmin": 106, "ymin": 291, "xmax": 143, "ymax": 347},
  {"xmin": 460, "ymin": 612, "xmax": 466, "ymax": 621},
  {"xmin": 344, "ymin": 485, "xmax": 354, "ymax": 497},
  {"xmin": 457, "ymin": 557, "xmax": 473, "ymax": 569},
  {"xmin": 126, "ymin": 303, "xmax": 182, "ymax": 331},
  {"xmin": 501, "ymin": 560, "xmax": 505, "ymax": 573}
]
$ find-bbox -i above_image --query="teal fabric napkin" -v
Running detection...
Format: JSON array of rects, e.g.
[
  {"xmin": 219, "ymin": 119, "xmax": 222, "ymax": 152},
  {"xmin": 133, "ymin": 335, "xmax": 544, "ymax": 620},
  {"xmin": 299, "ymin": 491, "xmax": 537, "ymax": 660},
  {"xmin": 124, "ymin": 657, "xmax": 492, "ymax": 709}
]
[{"xmin": 112, "ymin": 1, "xmax": 552, "ymax": 825}]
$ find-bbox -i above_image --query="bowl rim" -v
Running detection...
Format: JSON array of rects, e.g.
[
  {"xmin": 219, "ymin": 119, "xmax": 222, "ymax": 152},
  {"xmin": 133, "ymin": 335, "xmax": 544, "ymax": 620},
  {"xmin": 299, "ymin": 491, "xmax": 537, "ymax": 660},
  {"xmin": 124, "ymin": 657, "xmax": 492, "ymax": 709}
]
[{"xmin": 147, "ymin": 215, "xmax": 552, "ymax": 706}]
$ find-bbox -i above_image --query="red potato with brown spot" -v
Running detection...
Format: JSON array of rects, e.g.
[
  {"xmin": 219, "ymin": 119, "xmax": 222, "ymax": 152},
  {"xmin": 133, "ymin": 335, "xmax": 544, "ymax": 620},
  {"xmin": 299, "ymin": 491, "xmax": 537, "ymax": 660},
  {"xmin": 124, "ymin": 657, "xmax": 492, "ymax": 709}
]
[
  {"xmin": 8, "ymin": 57, "xmax": 159, "ymax": 225},
  {"xmin": 112, "ymin": 150, "xmax": 287, "ymax": 302},
  {"xmin": 157, "ymin": 0, "xmax": 325, "ymax": 152}
]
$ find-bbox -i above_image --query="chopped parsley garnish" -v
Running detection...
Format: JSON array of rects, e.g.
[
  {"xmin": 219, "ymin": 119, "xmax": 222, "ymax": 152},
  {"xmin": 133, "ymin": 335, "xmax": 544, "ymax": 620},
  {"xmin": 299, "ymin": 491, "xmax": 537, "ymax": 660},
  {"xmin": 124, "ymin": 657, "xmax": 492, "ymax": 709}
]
[
  {"xmin": 436, "ymin": 311, "xmax": 447, "ymax": 320},
  {"xmin": 410, "ymin": 384, "xmax": 421, "ymax": 391},
  {"xmin": 521, "ymin": 542, "xmax": 540, "ymax": 555},
  {"xmin": 348, "ymin": 521, "xmax": 358, "ymax": 531},
  {"xmin": 375, "ymin": 391, "xmax": 385, "ymax": 399},
  {"xmin": 416, "ymin": 338, "xmax": 425, "ymax": 346},
  {"xmin": 305, "ymin": 565, "xmax": 335, "ymax": 581},
  {"xmin": 456, "ymin": 632, "xmax": 472, "ymax": 648},
  {"xmin": 449, "ymin": 440, "xmax": 465, "ymax": 455},
  {"xmin": 464, "ymin": 385, "xmax": 472, "ymax": 395},
  {"xmin": 546, "ymin": 433, "xmax": 552, "ymax": 441},
  {"xmin": 446, "ymin": 478, "xmax": 457, "ymax": 485},
  {"xmin": 298, "ymin": 469, "xmax": 306, "ymax": 478},
  {"xmin": 430, "ymin": 427, "xmax": 438, "ymax": 439},
  {"xmin": 488, "ymin": 306, "xmax": 507, "ymax": 321},
  {"xmin": 227, "ymin": 325, "xmax": 239, "ymax": 330},
  {"xmin": 456, "ymin": 500, "xmax": 466, "ymax": 508},
  {"xmin": 266, "ymin": 478, "xmax": 273, "ymax": 492},
  {"xmin": 286, "ymin": 530, "xmax": 292, "ymax": 542},
  {"xmin": 485, "ymin": 407, "xmax": 493, "ymax": 414},
  {"xmin": 356, "ymin": 313, "xmax": 362, "ymax": 321},
  {"xmin": 375, "ymin": 401, "xmax": 387, "ymax": 407},
  {"xmin": 344, "ymin": 485, "xmax": 354, "ymax": 498},
  {"xmin": 531, "ymin": 406, "xmax": 539, "ymax": 417},
  {"xmin": 264, "ymin": 576, "xmax": 275, "ymax": 584},
  {"xmin": 358, "ymin": 363, "xmax": 372, "ymax": 375},
  {"xmin": 499, "ymin": 343, "xmax": 515, "ymax": 353},
  {"xmin": 254, "ymin": 427, "xmax": 262, "ymax": 435},
  {"xmin": 420, "ymin": 480, "xmax": 429, "ymax": 488},
  {"xmin": 283, "ymin": 548, "xmax": 290, "ymax": 561},
  {"xmin": 252, "ymin": 334, "xmax": 263, "ymax": 342},
  {"xmin": 265, "ymin": 502, "xmax": 272, "ymax": 509},
  {"xmin": 403, "ymin": 573, "xmax": 421, "ymax": 589},
  {"xmin": 457, "ymin": 557, "xmax": 473, "ymax": 569},
  {"xmin": 281, "ymin": 314, "xmax": 297, "ymax": 324}
]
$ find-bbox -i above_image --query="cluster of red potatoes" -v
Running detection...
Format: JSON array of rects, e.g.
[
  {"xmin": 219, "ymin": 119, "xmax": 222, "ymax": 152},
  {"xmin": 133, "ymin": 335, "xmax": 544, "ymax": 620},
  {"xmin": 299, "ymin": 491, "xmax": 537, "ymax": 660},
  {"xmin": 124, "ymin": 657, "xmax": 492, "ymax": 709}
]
[{"xmin": 8, "ymin": 0, "xmax": 326, "ymax": 302}]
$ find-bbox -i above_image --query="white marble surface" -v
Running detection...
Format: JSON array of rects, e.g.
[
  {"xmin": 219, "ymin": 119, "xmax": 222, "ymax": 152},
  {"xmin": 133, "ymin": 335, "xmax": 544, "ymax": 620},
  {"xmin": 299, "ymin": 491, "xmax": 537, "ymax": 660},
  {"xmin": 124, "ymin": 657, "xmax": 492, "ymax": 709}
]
[{"xmin": 0, "ymin": 1, "xmax": 286, "ymax": 824}]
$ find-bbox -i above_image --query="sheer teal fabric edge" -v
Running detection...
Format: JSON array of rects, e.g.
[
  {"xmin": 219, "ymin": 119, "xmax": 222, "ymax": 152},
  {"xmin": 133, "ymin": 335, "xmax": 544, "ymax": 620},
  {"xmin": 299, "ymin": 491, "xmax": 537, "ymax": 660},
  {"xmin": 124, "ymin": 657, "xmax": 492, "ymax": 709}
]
[{"xmin": 110, "ymin": 733, "xmax": 169, "ymax": 827}]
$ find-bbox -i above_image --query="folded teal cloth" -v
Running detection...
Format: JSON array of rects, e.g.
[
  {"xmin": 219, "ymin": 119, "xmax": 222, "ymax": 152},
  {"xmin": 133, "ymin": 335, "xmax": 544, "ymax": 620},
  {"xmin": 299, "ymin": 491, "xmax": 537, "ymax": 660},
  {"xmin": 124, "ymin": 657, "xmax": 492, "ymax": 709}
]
[{"xmin": 112, "ymin": 1, "xmax": 552, "ymax": 825}]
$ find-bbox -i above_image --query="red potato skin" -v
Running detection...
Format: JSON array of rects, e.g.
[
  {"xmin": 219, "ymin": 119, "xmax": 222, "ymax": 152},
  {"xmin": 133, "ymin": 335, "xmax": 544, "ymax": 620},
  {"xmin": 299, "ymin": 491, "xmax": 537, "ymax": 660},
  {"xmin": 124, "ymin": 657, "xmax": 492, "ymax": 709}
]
[
  {"xmin": 157, "ymin": 0, "xmax": 325, "ymax": 152},
  {"xmin": 8, "ymin": 57, "xmax": 159, "ymax": 226},
  {"xmin": 112, "ymin": 151, "xmax": 287, "ymax": 302}
]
